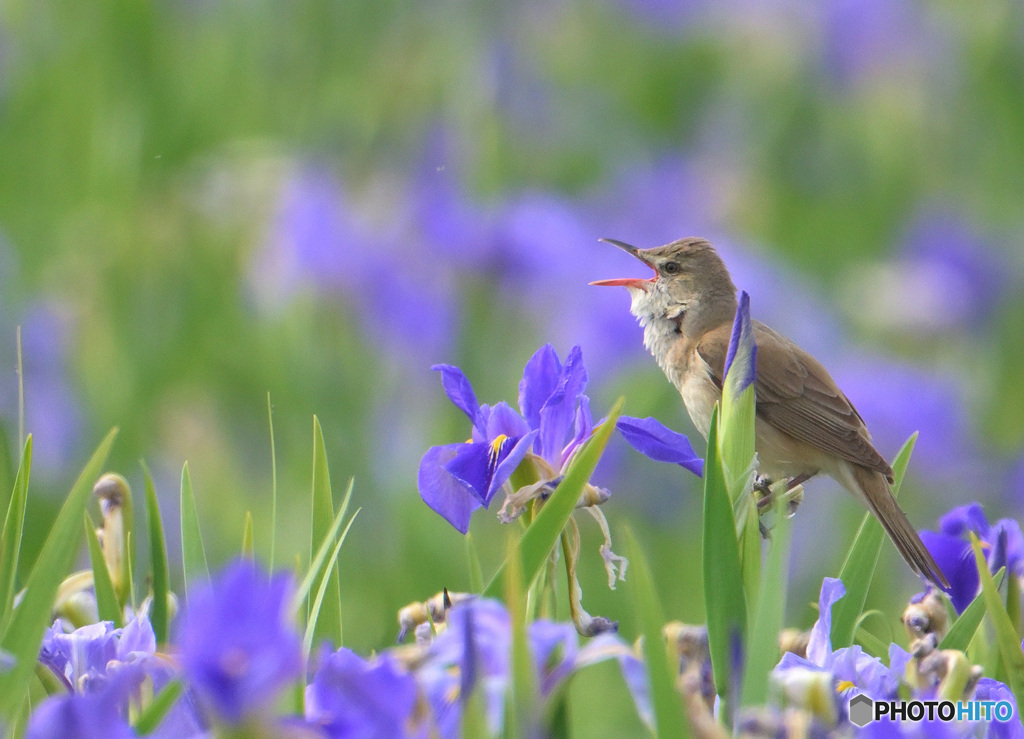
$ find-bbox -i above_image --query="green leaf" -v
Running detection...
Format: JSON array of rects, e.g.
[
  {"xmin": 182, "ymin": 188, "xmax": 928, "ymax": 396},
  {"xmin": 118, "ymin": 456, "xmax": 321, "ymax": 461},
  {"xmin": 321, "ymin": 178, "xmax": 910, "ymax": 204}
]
[
  {"xmin": 134, "ymin": 680, "xmax": 184, "ymax": 735},
  {"xmin": 268, "ymin": 393, "xmax": 278, "ymax": 568},
  {"xmin": 720, "ymin": 381, "xmax": 760, "ymax": 616},
  {"xmin": 241, "ymin": 511, "xmax": 254, "ymax": 559},
  {"xmin": 740, "ymin": 501, "xmax": 792, "ymax": 708},
  {"xmin": 624, "ymin": 526, "xmax": 689, "ymax": 739},
  {"xmin": 0, "ymin": 428, "xmax": 117, "ymax": 721},
  {"xmin": 970, "ymin": 534, "xmax": 1024, "ymax": 707},
  {"xmin": 142, "ymin": 461, "xmax": 170, "ymax": 646},
  {"xmin": 505, "ymin": 534, "xmax": 540, "ymax": 739},
  {"xmin": 939, "ymin": 569, "xmax": 1005, "ymax": 652},
  {"xmin": 465, "ymin": 533, "xmax": 484, "ymax": 593},
  {"xmin": 303, "ymin": 509, "xmax": 360, "ymax": 655},
  {"xmin": 291, "ymin": 479, "xmax": 353, "ymax": 614},
  {"xmin": 702, "ymin": 404, "xmax": 746, "ymax": 718},
  {"xmin": 179, "ymin": 462, "xmax": 210, "ymax": 604},
  {"xmin": 309, "ymin": 416, "xmax": 343, "ymax": 648},
  {"xmin": 482, "ymin": 398, "xmax": 623, "ymax": 599},
  {"xmin": 84, "ymin": 515, "xmax": 123, "ymax": 627},
  {"xmin": 0, "ymin": 436, "xmax": 31, "ymax": 634},
  {"xmin": 854, "ymin": 627, "xmax": 889, "ymax": 658},
  {"xmin": 830, "ymin": 433, "xmax": 917, "ymax": 649}
]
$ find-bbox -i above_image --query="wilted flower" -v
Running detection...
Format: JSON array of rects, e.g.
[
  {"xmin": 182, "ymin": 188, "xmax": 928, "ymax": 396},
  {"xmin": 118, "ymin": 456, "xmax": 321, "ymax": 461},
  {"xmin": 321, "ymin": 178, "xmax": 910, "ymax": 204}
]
[
  {"xmin": 919, "ymin": 503, "xmax": 1024, "ymax": 613},
  {"xmin": 178, "ymin": 559, "xmax": 303, "ymax": 725}
]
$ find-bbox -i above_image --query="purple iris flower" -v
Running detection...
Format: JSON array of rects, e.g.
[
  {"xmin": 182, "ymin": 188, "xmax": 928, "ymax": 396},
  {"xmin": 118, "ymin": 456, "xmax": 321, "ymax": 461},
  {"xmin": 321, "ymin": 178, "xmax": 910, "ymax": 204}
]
[
  {"xmin": 27, "ymin": 668, "xmax": 142, "ymax": 739},
  {"xmin": 306, "ymin": 649, "xmax": 418, "ymax": 739},
  {"xmin": 419, "ymin": 344, "xmax": 601, "ymax": 533},
  {"xmin": 775, "ymin": 578, "xmax": 906, "ymax": 701},
  {"xmin": 415, "ymin": 598, "xmax": 650, "ymax": 737},
  {"xmin": 178, "ymin": 559, "xmax": 303, "ymax": 724},
  {"xmin": 39, "ymin": 620, "xmax": 122, "ymax": 693},
  {"xmin": 418, "ymin": 599, "xmax": 511, "ymax": 737},
  {"xmin": 919, "ymin": 503, "xmax": 1024, "ymax": 613}
]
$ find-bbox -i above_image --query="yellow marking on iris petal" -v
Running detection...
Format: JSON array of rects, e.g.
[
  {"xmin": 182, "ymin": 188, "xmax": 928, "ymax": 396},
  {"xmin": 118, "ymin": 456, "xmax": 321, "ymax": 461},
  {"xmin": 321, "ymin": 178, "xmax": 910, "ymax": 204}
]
[
  {"xmin": 836, "ymin": 680, "xmax": 856, "ymax": 693},
  {"xmin": 489, "ymin": 434, "xmax": 509, "ymax": 461}
]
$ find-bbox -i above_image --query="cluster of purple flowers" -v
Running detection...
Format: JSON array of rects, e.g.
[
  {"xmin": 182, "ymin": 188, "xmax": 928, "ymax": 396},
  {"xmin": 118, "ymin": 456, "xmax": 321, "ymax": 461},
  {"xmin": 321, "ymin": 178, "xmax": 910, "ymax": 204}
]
[
  {"xmin": 771, "ymin": 576, "xmax": 1022, "ymax": 738},
  {"xmin": 28, "ymin": 561, "xmax": 649, "ymax": 738}
]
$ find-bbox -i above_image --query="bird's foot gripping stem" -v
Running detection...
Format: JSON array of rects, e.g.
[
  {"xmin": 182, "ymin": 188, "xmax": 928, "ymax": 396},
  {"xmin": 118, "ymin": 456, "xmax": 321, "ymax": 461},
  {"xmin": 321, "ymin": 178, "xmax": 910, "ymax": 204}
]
[{"xmin": 753, "ymin": 474, "xmax": 808, "ymax": 539}]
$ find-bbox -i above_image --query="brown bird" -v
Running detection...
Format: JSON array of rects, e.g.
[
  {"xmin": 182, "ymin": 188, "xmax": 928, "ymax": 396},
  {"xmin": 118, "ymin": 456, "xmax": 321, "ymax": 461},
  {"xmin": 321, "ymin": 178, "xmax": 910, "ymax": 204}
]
[{"xmin": 592, "ymin": 236, "xmax": 949, "ymax": 588}]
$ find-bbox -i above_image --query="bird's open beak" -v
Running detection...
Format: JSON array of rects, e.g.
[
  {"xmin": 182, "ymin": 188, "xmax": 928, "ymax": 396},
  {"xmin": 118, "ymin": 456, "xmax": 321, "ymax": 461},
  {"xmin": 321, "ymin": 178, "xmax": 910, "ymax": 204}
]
[{"xmin": 589, "ymin": 238, "xmax": 658, "ymax": 290}]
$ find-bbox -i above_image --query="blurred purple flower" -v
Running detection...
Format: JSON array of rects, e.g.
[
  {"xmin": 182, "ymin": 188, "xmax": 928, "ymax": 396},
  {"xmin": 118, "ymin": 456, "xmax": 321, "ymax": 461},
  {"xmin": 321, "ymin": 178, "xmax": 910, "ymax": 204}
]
[
  {"xmin": 419, "ymin": 344, "xmax": 598, "ymax": 533},
  {"xmin": 814, "ymin": 0, "xmax": 938, "ymax": 86},
  {"xmin": 776, "ymin": 578, "xmax": 906, "ymax": 701},
  {"xmin": 615, "ymin": 417, "xmax": 703, "ymax": 476},
  {"xmin": 39, "ymin": 620, "xmax": 120, "ymax": 693},
  {"xmin": 919, "ymin": 503, "xmax": 1024, "ymax": 613},
  {"xmin": 306, "ymin": 649, "xmax": 418, "ymax": 739},
  {"xmin": 416, "ymin": 598, "xmax": 648, "ymax": 737},
  {"xmin": 178, "ymin": 559, "xmax": 303, "ymax": 724},
  {"xmin": 14, "ymin": 303, "xmax": 84, "ymax": 480},
  {"xmin": 897, "ymin": 208, "xmax": 1009, "ymax": 330},
  {"xmin": 418, "ymin": 599, "xmax": 510, "ymax": 737},
  {"xmin": 974, "ymin": 678, "xmax": 1024, "ymax": 739},
  {"xmin": 250, "ymin": 165, "xmax": 457, "ymax": 363},
  {"xmin": 27, "ymin": 669, "xmax": 141, "ymax": 739},
  {"xmin": 832, "ymin": 357, "xmax": 975, "ymax": 485}
]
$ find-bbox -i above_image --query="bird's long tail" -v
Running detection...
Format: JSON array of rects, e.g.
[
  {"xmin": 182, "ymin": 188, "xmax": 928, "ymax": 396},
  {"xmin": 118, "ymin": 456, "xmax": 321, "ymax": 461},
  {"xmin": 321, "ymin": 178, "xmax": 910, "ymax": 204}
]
[{"xmin": 851, "ymin": 465, "xmax": 949, "ymax": 589}]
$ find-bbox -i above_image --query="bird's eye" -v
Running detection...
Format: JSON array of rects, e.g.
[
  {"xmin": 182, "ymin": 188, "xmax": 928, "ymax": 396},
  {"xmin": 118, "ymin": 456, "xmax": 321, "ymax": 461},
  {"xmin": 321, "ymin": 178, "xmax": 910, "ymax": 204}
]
[{"xmin": 662, "ymin": 261, "xmax": 681, "ymax": 275}]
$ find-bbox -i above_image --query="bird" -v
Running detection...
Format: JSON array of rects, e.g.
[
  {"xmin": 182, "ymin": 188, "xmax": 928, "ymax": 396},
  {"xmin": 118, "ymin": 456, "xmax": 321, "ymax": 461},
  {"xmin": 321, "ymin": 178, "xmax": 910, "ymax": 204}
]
[{"xmin": 591, "ymin": 236, "xmax": 949, "ymax": 589}]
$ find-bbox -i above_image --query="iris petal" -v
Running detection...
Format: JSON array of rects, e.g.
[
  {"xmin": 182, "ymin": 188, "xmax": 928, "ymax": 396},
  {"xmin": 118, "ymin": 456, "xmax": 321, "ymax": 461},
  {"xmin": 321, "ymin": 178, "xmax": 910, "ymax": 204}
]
[
  {"xmin": 919, "ymin": 530, "xmax": 978, "ymax": 613},
  {"xmin": 615, "ymin": 416, "xmax": 703, "ymax": 477},
  {"xmin": 518, "ymin": 344, "xmax": 562, "ymax": 432},
  {"xmin": 723, "ymin": 291, "xmax": 757, "ymax": 400},
  {"xmin": 432, "ymin": 365, "xmax": 482, "ymax": 430},
  {"xmin": 537, "ymin": 346, "xmax": 588, "ymax": 463},
  {"xmin": 418, "ymin": 445, "xmax": 483, "ymax": 534}
]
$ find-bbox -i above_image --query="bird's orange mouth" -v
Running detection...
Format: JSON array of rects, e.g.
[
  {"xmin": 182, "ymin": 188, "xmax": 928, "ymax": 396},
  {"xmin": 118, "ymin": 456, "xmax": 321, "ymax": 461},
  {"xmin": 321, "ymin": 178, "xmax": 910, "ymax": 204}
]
[
  {"xmin": 589, "ymin": 276, "xmax": 654, "ymax": 291},
  {"xmin": 590, "ymin": 237, "xmax": 658, "ymax": 290}
]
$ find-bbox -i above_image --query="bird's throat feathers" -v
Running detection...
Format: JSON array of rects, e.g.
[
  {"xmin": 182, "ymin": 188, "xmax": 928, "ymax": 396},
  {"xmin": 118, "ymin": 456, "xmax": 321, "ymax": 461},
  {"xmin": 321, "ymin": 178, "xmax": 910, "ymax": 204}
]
[{"xmin": 625, "ymin": 285, "xmax": 689, "ymax": 376}]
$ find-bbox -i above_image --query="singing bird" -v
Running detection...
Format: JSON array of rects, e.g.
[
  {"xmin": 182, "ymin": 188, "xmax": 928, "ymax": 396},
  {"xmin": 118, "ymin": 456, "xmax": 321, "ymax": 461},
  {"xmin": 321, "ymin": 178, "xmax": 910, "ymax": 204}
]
[{"xmin": 592, "ymin": 236, "xmax": 949, "ymax": 588}]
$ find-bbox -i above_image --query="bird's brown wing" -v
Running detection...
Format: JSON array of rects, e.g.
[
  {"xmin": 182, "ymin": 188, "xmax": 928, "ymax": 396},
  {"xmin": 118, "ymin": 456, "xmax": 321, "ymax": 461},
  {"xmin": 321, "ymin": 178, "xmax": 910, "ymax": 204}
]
[{"xmin": 696, "ymin": 321, "xmax": 894, "ymax": 481}]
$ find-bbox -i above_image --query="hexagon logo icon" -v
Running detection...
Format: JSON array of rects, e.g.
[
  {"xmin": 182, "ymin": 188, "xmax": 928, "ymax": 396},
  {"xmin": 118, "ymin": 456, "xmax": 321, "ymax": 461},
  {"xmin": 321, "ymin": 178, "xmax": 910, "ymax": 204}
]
[{"xmin": 849, "ymin": 694, "xmax": 874, "ymax": 727}]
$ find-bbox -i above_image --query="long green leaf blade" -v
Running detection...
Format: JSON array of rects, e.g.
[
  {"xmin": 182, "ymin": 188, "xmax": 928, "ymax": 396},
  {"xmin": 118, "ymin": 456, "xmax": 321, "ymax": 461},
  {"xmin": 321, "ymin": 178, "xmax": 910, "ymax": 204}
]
[
  {"xmin": 291, "ymin": 479, "xmax": 354, "ymax": 614},
  {"xmin": 482, "ymin": 398, "xmax": 623, "ymax": 599},
  {"xmin": 971, "ymin": 535, "xmax": 1024, "ymax": 708},
  {"xmin": 830, "ymin": 433, "xmax": 917, "ymax": 649},
  {"xmin": 702, "ymin": 404, "xmax": 746, "ymax": 720},
  {"xmin": 84, "ymin": 515, "xmax": 123, "ymax": 627},
  {"xmin": 268, "ymin": 393, "xmax": 278, "ymax": 568},
  {"xmin": 134, "ymin": 680, "xmax": 184, "ymax": 735},
  {"xmin": 740, "ymin": 503, "xmax": 792, "ymax": 708},
  {"xmin": 0, "ymin": 428, "xmax": 117, "ymax": 720},
  {"xmin": 303, "ymin": 509, "xmax": 360, "ymax": 655},
  {"xmin": 179, "ymin": 462, "xmax": 210, "ymax": 605},
  {"xmin": 309, "ymin": 416, "xmax": 343, "ymax": 647},
  {"xmin": 624, "ymin": 526, "xmax": 689, "ymax": 738},
  {"xmin": 939, "ymin": 569, "xmax": 1005, "ymax": 652},
  {"xmin": 0, "ymin": 436, "xmax": 32, "ymax": 633},
  {"xmin": 142, "ymin": 462, "xmax": 170, "ymax": 645},
  {"xmin": 505, "ymin": 533, "xmax": 540, "ymax": 739}
]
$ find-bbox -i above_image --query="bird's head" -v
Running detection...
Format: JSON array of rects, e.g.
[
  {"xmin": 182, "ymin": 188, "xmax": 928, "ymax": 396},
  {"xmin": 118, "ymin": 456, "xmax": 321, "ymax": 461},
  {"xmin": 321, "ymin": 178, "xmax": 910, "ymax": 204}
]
[{"xmin": 591, "ymin": 237, "xmax": 737, "ymax": 331}]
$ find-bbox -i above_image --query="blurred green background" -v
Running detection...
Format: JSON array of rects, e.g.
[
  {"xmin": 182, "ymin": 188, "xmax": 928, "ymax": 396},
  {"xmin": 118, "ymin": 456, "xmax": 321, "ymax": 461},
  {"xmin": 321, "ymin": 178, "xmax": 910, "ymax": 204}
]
[{"xmin": 1, "ymin": 0, "xmax": 1023, "ymax": 717}]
